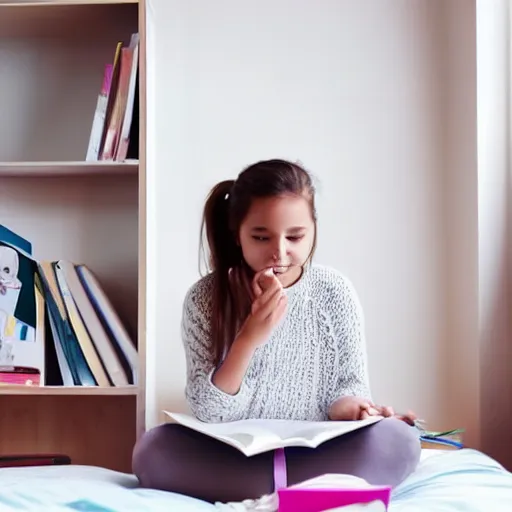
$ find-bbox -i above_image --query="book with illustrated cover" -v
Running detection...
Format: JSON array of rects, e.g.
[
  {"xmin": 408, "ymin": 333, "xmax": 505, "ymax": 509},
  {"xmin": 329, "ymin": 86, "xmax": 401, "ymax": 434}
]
[
  {"xmin": 0, "ymin": 224, "xmax": 137, "ymax": 388},
  {"xmin": 0, "ymin": 227, "xmax": 44, "ymax": 384}
]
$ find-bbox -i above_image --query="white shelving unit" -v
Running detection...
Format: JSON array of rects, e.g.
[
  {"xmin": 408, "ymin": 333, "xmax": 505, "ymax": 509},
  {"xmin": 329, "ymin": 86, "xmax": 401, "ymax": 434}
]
[{"xmin": 0, "ymin": 0, "xmax": 146, "ymax": 473}]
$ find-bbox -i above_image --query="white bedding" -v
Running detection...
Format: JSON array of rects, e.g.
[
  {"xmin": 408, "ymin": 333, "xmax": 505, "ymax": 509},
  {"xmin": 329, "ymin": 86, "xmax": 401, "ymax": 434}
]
[
  {"xmin": 0, "ymin": 449, "xmax": 509, "ymax": 511},
  {"xmin": 390, "ymin": 448, "xmax": 512, "ymax": 511}
]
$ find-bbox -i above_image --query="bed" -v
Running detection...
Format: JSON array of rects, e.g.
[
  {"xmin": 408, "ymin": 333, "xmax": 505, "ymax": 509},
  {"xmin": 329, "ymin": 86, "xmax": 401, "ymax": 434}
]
[{"xmin": 0, "ymin": 448, "xmax": 510, "ymax": 511}]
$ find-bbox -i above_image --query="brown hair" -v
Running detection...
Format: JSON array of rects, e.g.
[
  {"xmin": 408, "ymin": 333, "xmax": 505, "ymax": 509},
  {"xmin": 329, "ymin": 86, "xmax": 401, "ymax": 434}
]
[{"xmin": 200, "ymin": 159, "xmax": 317, "ymax": 365}]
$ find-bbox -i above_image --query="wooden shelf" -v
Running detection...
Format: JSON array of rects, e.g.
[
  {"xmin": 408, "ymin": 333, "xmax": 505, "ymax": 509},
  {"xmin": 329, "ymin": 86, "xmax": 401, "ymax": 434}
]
[
  {"xmin": 0, "ymin": 394, "xmax": 136, "ymax": 472},
  {"xmin": 0, "ymin": 1, "xmax": 138, "ymax": 6},
  {"xmin": 0, "ymin": 2, "xmax": 138, "ymax": 39},
  {"xmin": 0, "ymin": 385, "xmax": 137, "ymax": 395},
  {"xmin": 0, "ymin": 161, "xmax": 138, "ymax": 176}
]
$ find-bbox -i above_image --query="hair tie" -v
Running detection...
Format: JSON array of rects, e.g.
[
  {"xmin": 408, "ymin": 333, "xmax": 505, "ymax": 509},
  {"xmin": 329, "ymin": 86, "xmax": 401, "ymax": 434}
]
[{"xmin": 225, "ymin": 181, "xmax": 236, "ymax": 201}]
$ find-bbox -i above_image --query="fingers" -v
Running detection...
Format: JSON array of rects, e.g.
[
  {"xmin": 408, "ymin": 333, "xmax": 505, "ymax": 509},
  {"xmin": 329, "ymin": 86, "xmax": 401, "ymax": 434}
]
[
  {"xmin": 381, "ymin": 406, "xmax": 394, "ymax": 417},
  {"xmin": 406, "ymin": 410, "xmax": 417, "ymax": 421},
  {"xmin": 253, "ymin": 268, "xmax": 276, "ymax": 293},
  {"xmin": 375, "ymin": 405, "xmax": 416, "ymax": 423},
  {"xmin": 252, "ymin": 268, "xmax": 270, "ymax": 298},
  {"xmin": 360, "ymin": 410, "xmax": 370, "ymax": 420},
  {"xmin": 369, "ymin": 405, "xmax": 393, "ymax": 418},
  {"xmin": 257, "ymin": 287, "xmax": 285, "ymax": 318},
  {"xmin": 359, "ymin": 401, "xmax": 371, "ymax": 413},
  {"xmin": 397, "ymin": 416, "xmax": 415, "ymax": 426},
  {"xmin": 366, "ymin": 403, "xmax": 417, "ymax": 424},
  {"xmin": 345, "ymin": 402, "xmax": 363, "ymax": 420},
  {"xmin": 395, "ymin": 410, "xmax": 417, "ymax": 426},
  {"xmin": 252, "ymin": 276, "xmax": 263, "ymax": 298},
  {"xmin": 359, "ymin": 401, "xmax": 379, "ymax": 419},
  {"xmin": 253, "ymin": 276, "xmax": 282, "ymax": 310},
  {"xmin": 359, "ymin": 401, "xmax": 397, "ymax": 420},
  {"xmin": 332, "ymin": 397, "xmax": 415, "ymax": 423},
  {"xmin": 330, "ymin": 396, "xmax": 381, "ymax": 421},
  {"xmin": 252, "ymin": 268, "xmax": 276, "ymax": 298}
]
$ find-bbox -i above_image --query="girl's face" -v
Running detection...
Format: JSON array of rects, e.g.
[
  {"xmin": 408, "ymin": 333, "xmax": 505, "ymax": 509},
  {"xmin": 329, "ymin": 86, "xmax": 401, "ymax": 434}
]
[{"xmin": 238, "ymin": 194, "xmax": 315, "ymax": 287}]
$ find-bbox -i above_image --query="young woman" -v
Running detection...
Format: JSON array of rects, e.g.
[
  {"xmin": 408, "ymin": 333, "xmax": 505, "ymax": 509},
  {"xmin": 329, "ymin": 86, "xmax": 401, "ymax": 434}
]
[{"xmin": 133, "ymin": 159, "xmax": 421, "ymax": 504}]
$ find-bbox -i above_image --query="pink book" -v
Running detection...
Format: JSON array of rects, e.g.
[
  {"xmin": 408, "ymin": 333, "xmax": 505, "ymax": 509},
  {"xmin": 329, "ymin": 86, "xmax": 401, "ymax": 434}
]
[
  {"xmin": 277, "ymin": 474, "xmax": 391, "ymax": 512},
  {"xmin": 85, "ymin": 63, "xmax": 113, "ymax": 161}
]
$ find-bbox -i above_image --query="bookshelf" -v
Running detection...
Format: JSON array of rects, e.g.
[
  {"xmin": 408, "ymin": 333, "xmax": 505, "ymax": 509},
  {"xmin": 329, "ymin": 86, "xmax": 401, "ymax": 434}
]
[
  {"xmin": 0, "ymin": 384, "xmax": 137, "ymax": 395},
  {"xmin": 0, "ymin": 0, "xmax": 146, "ymax": 474},
  {"xmin": 0, "ymin": 161, "xmax": 139, "ymax": 176}
]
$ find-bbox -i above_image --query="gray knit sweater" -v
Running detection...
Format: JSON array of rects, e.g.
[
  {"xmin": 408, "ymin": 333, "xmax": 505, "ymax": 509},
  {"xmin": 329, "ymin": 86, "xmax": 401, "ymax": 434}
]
[{"xmin": 181, "ymin": 264, "xmax": 372, "ymax": 423}]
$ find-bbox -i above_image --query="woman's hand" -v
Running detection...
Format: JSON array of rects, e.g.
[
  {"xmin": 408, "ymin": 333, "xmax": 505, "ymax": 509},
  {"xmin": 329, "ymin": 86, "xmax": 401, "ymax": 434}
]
[
  {"xmin": 235, "ymin": 269, "xmax": 288, "ymax": 350},
  {"xmin": 329, "ymin": 396, "xmax": 383, "ymax": 421},
  {"xmin": 329, "ymin": 396, "xmax": 417, "ymax": 425},
  {"xmin": 213, "ymin": 268, "xmax": 288, "ymax": 395}
]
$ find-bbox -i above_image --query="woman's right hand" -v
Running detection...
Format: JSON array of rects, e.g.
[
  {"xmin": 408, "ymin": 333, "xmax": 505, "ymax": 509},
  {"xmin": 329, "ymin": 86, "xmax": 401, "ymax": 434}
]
[
  {"xmin": 236, "ymin": 269, "xmax": 288, "ymax": 349},
  {"xmin": 212, "ymin": 268, "xmax": 288, "ymax": 396}
]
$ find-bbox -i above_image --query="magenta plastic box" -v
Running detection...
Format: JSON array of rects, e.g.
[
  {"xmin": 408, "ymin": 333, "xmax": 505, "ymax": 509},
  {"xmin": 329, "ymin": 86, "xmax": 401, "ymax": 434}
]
[{"xmin": 277, "ymin": 474, "xmax": 391, "ymax": 512}]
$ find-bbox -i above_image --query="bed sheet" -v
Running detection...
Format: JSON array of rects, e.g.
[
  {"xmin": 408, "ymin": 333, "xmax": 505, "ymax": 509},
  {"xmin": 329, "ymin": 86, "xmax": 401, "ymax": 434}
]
[
  {"xmin": 0, "ymin": 465, "xmax": 215, "ymax": 512},
  {"xmin": 389, "ymin": 448, "xmax": 512, "ymax": 511},
  {"xmin": 0, "ymin": 449, "xmax": 510, "ymax": 511}
]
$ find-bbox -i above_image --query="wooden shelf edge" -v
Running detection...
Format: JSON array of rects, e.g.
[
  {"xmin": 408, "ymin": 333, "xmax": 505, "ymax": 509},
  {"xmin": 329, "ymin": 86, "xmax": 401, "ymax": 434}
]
[
  {"xmin": 0, "ymin": 385, "xmax": 138, "ymax": 396},
  {"xmin": 0, "ymin": 1, "xmax": 138, "ymax": 6},
  {"xmin": 0, "ymin": 161, "xmax": 138, "ymax": 177}
]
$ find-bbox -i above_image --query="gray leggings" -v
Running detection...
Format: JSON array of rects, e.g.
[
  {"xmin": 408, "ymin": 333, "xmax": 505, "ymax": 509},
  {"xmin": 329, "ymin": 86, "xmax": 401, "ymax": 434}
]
[{"xmin": 132, "ymin": 417, "xmax": 421, "ymax": 504}]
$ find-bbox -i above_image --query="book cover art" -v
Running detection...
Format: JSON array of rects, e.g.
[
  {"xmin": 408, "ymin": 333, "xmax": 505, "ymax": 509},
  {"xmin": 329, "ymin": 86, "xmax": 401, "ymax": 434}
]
[
  {"xmin": 0, "ymin": 225, "xmax": 32, "ymax": 255},
  {"xmin": 0, "ymin": 242, "xmax": 36, "ymax": 331},
  {"xmin": 0, "ymin": 240, "xmax": 43, "ymax": 379}
]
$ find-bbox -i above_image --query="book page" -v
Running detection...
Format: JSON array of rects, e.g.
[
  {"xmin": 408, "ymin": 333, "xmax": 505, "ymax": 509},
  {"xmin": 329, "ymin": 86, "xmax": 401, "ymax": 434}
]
[
  {"xmin": 164, "ymin": 412, "xmax": 282, "ymax": 454},
  {"xmin": 269, "ymin": 416, "xmax": 382, "ymax": 444},
  {"xmin": 164, "ymin": 412, "xmax": 382, "ymax": 456}
]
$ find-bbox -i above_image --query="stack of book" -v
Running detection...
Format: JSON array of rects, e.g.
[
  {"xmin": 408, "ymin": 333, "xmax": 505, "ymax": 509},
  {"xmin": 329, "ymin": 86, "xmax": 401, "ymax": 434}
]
[
  {"xmin": 85, "ymin": 33, "xmax": 140, "ymax": 163},
  {"xmin": 0, "ymin": 225, "xmax": 137, "ymax": 388}
]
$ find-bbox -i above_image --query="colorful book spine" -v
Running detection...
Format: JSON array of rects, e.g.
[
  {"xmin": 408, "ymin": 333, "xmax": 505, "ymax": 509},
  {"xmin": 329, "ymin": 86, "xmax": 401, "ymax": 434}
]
[{"xmin": 86, "ymin": 63, "xmax": 114, "ymax": 161}]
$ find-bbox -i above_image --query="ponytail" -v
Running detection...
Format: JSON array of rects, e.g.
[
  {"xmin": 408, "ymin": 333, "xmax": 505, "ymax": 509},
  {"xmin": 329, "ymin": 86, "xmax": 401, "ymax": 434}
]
[
  {"xmin": 201, "ymin": 180, "xmax": 239, "ymax": 273},
  {"xmin": 200, "ymin": 180, "xmax": 249, "ymax": 365}
]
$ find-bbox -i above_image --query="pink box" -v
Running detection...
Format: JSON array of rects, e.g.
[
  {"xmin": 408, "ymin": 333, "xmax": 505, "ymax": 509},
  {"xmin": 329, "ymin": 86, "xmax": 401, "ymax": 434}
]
[{"xmin": 277, "ymin": 474, "xmax": 391, "ymax": 512}]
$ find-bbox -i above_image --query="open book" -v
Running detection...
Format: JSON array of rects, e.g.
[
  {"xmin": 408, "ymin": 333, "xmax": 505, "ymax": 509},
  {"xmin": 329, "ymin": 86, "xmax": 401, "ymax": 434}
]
[{"xmin": 164, "ymin": 412, "xmax": 383, "ymax": 457}]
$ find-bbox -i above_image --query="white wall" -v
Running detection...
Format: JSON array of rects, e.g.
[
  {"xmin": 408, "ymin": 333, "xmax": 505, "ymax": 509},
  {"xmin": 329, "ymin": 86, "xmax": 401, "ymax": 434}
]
[{"xmin": 146, "ymin": 0, "xmax": 473, "ymax": 435}]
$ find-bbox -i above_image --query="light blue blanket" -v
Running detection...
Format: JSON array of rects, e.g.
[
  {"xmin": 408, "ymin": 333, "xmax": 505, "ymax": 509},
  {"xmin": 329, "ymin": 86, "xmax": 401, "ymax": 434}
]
[
  {"xmin": 0, "ymin": 449, "xmax": 510, "ymax": 511},
  {"xmin": 390, "ymin": 448, "xmax": 512, "ymax": 511}
]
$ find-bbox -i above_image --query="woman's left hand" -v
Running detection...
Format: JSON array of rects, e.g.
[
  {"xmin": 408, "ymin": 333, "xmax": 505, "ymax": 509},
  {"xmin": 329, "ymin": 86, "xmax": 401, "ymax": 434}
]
[
  {"xmin": 363, "ymin": 404, "xmax": 418, "ymax": 426},
  {"xmin": 329, "ymin": 396, "xmax": 417, "ymax": 425}
]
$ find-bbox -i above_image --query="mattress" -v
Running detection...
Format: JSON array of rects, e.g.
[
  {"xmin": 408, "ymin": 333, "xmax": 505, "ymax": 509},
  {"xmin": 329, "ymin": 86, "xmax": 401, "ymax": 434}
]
[
  {"xmin": 389, "ymin": 448, "xmax": 512, "ymax": 511},
  {"xmin": 0, "ymin": 448, "xmax": 509, "ymax": 511}
]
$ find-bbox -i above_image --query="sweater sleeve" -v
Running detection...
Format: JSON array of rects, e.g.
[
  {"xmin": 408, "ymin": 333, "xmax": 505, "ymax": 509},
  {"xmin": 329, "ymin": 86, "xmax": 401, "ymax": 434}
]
[
  {"xmin": 181, "ymin": 281, "xmax": 252, "ymax": 423},
  {"xmin": 327, "ymin": 275, "xmax": 372, "ymax": 408}
]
